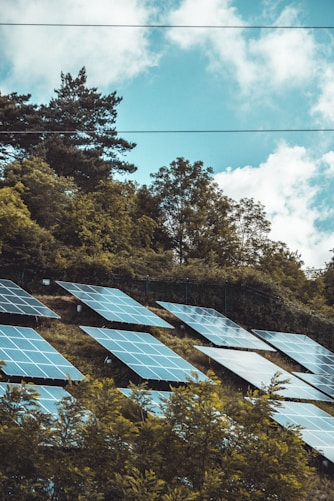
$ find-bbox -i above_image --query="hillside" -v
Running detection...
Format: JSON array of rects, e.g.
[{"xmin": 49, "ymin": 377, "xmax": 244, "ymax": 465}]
[
  {"xmin": 35, "ymin": 291, "xmax": 334, "ymax": 499},
  {"xmin": 1, "ymin": 283, "xmax": 334, "ymax": 499}
]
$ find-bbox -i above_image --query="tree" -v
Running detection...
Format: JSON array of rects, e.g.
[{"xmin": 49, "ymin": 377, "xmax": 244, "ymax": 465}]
[
  {"xmin": 0, "ymin": 185, "xmax": 58, "ymax": 273},
  {"xmin": 0, "ymin": 383, "xmax": 54, "ymax": 499},
  {"xmin": 0, "ymin": 92, "xmax": 40, "ymax": 163},
  {"xmin": 1, "ymin": 157, "xmax": 77, "ymax": 230},
  {"xmin": 230, "ymin": 197, "xmax": 271, "ymax": 266},
  {"xmin": 150, "ymin": 158, "xmax": 234, "ymax": 265},
  {"xmin": 0, "ymin": 68, "xmax": 136, "ymax": 191},
  {"xmin": 123, "ymin": 376, "xmax": 313, "ymax": 501},
  {"xmin": 35, "ymin": 67, "xmax": 136, "ymax": 189},
  {"xmin": 0, "ymin": 376, "xmax": 315, "ymax": 500},
  {"xmin": 323, "ymin": 251, "xmax": 334, "ymax": 306}
]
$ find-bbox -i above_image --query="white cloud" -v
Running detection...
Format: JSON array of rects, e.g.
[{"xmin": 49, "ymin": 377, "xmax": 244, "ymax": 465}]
[
  {"xmin": 214, "ymin": 143, "xmax": 334, "ymax": 268},
  {"xmin": 0, "ymin": 0, "xmax": 159, "ymax": 98},
  {"xmin": 311, "ymin": 66, "xmax": 334, "ymax": 123},
  {"xmin": 249, "ymin": 27, "xmax": 316, "ymax": 89},
  {"xmin": 166, "ymin": 0, "xmax": 319, "ymax": 94},
  {"xmin": 322, "ymin": 150, "xmax": 334, "ymax": 175}
]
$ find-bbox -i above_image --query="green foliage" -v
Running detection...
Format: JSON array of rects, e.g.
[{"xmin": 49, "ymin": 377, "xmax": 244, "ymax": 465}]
[
  {"xmin": 324, "ymin": 252, "xmax": 334, "ymax": 306},
  {"xmin": 35, "ymin": 67, "xmax": 136, "ymax": 190},
  {"xmin": 230, "ymin": 197, "xmax": 271, "ymax": 267},
  {"xmin": 0, "ymin": 92, "xmax": 40, "ymax": 162},
  {"xmin": 1, "ymin": 156, "xmax": 77, "ymax": 230},
  {"xmin": 0, "ymin": 185, "xmax": 57, "ymax": 270},
  {"xmin": 0, "ymin": 68, "xmax": 136, "ymax": 191},
  {"xmin": 0, "ymin": 377, "xmax": 315, "ymax": 500},
  {"xmin": 150, "ymin": 157, "xmax": 235, "ymax": 265}
]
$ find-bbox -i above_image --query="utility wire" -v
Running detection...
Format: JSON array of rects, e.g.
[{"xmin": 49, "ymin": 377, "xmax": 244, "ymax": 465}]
[
  {"xmin": 1, "ymin": 129, "xmax": 334, "ymax": 134},
  {"xmin": 0, "ymin": 22, "xmax": 333, "ymax": 29}
]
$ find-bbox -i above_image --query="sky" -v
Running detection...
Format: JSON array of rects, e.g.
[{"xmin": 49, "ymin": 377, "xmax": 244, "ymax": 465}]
[{"xmin": 1, "ymin": 0, "xmax": 334, "ymax": 270}]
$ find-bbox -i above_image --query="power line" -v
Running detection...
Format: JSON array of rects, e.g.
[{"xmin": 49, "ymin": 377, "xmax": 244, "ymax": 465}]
[
  {"xmin": 0, "ymin": 22, "xmax": 333, "ymax": 29},
  {"xmin": 1, "ymin": 129, "xmax": 334, "ymax": 134}
]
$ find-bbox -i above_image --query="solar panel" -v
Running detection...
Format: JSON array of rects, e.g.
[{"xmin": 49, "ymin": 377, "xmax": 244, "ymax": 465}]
[
  {"xmin": 56, "ymin": 281, "xmax": 173, "ymax": 328},
  {"xmin": 157, "ymin": 301, "xmax": 274, "ymax": 351},
  {"xmin": 293, "ymin": 373, "xmax": 334, "ymax": 399},
  {"xmin": 0, "ymin": 324, "xmax": 85, "ymax": 382},
  {"xmin": 253, "ymin": 330, "xmax": 334, "ymax": 375},
  {"xmin": 119, "ymin": 388, "xmax": 172, "ymax": 417},
  {"xmin": 195, "ymin": 346, "xmax": 332, "ymax": 401},
  {"xmin": 0, "ymin": 279, "xmax": 59, "ymax": 318},
  {"xmin": 0, "ymin": 382, "xmax": 73, "ymax": 416},
  {"xmin": 80, "ymin": 326, "xmax": 207, "ymax": 383},
  {"xmin": 272, "ymin": 400, "xmax": 334, "ymax": 463}
]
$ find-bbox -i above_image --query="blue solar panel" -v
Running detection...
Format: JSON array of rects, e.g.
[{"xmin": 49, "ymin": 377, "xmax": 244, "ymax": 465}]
[
  {"xmin": 195, "ymin": 346, "xmax": 332, "ymax": 402},
  {"xmin": 293, "ymin": 373, "xmax": 334, "ymax": 399},
  {"xmin": 253, "ymin": 330, "xmax": 334, "ymax": 375},
  {"xmin": 80, "ymin": 326, "xmax": 207, "ymax": 383},
  {"xmin": 57, "ymin": 281, "xmax": 173, "ymax": 328},
  {"xmin": 0, "ymin": 325, "xmax": 85, "ymax": 381},
  {"xmin": 0, "ymin": 382, "xmax": 73, "ymax": 416},
  {"xmin": 0, "ymin": 279, "xmax": 59, "ymax": 318},
  {"xmin": 157, "ymin": 301, "xmax": 274, "ymax": 351},
  {"xmin": 272, "ymin": 401, "xmax": 334, "ymax": 463},
  {"xmin": 119, "ymin": 388, "xmax": 172, "ymax": 417}
]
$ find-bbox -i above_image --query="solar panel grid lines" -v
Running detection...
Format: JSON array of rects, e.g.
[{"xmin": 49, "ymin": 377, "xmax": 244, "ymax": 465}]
[
  {"xmin": 0, "ymin": 324, "xmax": 85, "ymax": 382},
  {"xmin": 0, "ymin": 382, "xmax": 73, "ymax": 416},
  {"xmin": 271, "ymin": 401, "xmax": 334, "ymax": 463},
  {"xmin": 157, "ymin": 301, "xmax": 275, "ymax": 351},
  {"xmin": 293, "ymin": 373, "xmax": 334, "ymax": 399},
  {"xmin": 0, "ymin": 279, "xmax": 60, "ymax": 318},
  {"xmin": 80, "ymin": 326, "xmax": 207, "ymax": 383},
  {"xmin": 253, "ymin": 329, "xmax": 334, "ymax": 375},
  {"xmin": 56, "ymin": 281, "xmax": 173, "ymax": 328},
  {"xmin": 194, "ymin": 346, "xmax": 333, "ymax": 402}
]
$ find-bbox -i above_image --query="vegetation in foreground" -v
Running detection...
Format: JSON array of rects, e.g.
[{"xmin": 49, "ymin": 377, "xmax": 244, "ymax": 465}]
[{"xmin": 0, "ymin": 372, "xmax": 317, "ymax": 501}]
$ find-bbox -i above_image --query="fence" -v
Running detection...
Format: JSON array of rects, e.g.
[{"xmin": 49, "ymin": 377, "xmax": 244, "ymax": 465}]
[{"xmin": 1, "ymin": 265, "xmax": 333, "ymax": 349}]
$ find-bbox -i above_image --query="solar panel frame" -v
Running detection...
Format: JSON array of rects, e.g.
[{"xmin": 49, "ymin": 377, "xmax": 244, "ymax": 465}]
[
  {"xmin": 195, "ymin": 346, "xmax": 332, "ymax": 401},
  {"xmin": 0, "ymin": 325, "xmax": 85, "ymax": 382},
  {"xmin": 0, "ymin": 382, "xmax": 73, "ymax": 416},
  {"xmin": 271, "ymin": 400, "xmax": 334, "ymax": 463},
  {"xmin": 56, "ymin": 281, "xmax": 173, "ymax": 328},
  {"xmin": 157, "ymin": 301, "xmax": 275, "ymax": 351},
  {"xmin": 253, "ymin": 329, "xmax": 334, "ymax": 375},
  {"xmin": 80, "ymin": 326, "xmax": 207, "ymax": 383},
  {"xmin": 0, "ymin": 279, "xmax": 59, "ymax": 318}
]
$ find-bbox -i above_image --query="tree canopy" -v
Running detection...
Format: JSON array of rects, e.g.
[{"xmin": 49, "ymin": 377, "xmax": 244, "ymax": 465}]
[
  {"xmin": 0, "ymin": 376, "xmax": 315, "ymax": 500},
  {"xmin": 0, "ymin": 67, "xmax": 136, "ymax": 190},
  {"xmin": 0, "ymin": 70, "xmax": 332, "ymax": 313}
]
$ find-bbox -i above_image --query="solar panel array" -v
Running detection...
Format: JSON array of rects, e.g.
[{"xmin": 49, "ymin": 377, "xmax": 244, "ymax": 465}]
[
  {"xmin": 0, "ymin": 325, "xmax": 85, "ymax": 381},
  {"xmin": 157, "ymin": 301, "xmax": 274, "ymax": 351},
  {"xmin": 272, "ymin": 401, "xmax": 334, "ymax": 463},
  {"xmin": 57, "ymin": 281, "xmax": 173, "ymax": 328},
  {"xmin": 119, "ymin": 388, "xmax": 172, "ymax": 417},
  {"xmin": 0, "ymin": 382, "xmax": 73, "ymax": 416},
  {"xmin": 80, "ymin": 326, "xmax": 207, "ymax": 383},
  {"xmin": 2, "ymin": 278, "xmax": 334, "ymax": 464},
  {"xmin": 253, "ymin": 330, "xmax": 334, "ymax": 375},
  {"xmin": 195, "ymin": 346, "xmax": 332, "ymax": 402},
  {"xmin": 0, "ymin": 279, "xmax": 59, "ymax": 318}
]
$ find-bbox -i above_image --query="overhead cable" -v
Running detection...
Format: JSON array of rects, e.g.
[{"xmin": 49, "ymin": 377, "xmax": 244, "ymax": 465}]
[
  {"xmin": 0, "ymin": 22, "xmax": 334, "ymax": 29},
  {"xmin": 1, "ymin": 128, "xmax": 334, "ymax": 134}
]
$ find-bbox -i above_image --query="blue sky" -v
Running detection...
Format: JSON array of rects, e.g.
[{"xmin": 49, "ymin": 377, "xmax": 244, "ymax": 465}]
[{"xmin": 1, "ymin": 0, "xmax": 334, "ymax": 269}]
